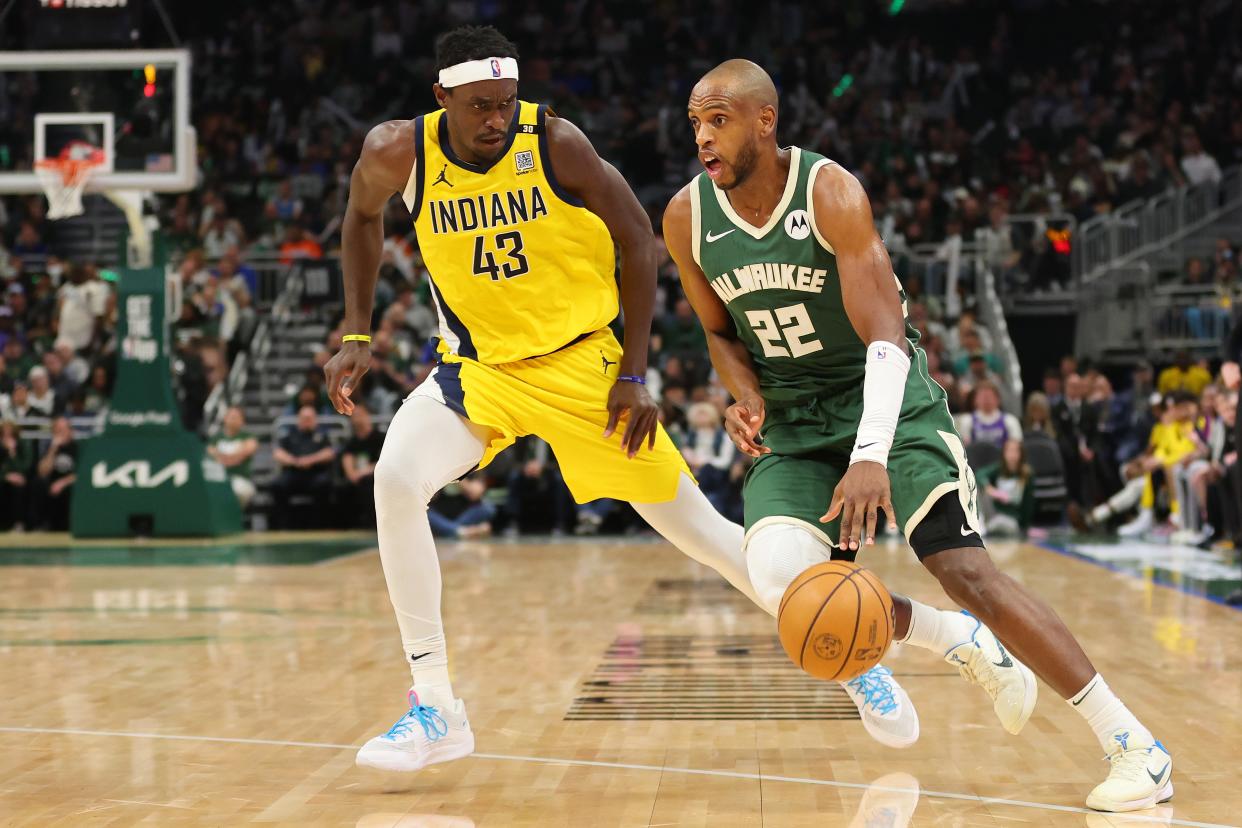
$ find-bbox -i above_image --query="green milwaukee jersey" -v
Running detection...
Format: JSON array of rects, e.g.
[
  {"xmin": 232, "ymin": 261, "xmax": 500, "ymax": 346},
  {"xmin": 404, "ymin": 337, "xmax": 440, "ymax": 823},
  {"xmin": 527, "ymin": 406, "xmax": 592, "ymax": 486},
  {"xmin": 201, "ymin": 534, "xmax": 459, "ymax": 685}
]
[{"xmin": 691, "ymin": 146, "xmax": 917, "ymax": 401}]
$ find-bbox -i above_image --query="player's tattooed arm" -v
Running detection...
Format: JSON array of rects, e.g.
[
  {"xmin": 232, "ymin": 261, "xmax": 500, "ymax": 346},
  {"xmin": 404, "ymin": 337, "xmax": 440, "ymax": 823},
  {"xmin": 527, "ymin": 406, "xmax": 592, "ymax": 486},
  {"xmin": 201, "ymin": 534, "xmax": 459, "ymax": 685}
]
[
  {"xmin": 546, "ymin": 115, "xmax": 661, "ymax": 457},
  {"xmin": 663, "ymin": 185, "xmax": 769, "ymax": 458},
  {"xmin": 326, "ymin": 119, "xmax": 417, "ymax": 415}
]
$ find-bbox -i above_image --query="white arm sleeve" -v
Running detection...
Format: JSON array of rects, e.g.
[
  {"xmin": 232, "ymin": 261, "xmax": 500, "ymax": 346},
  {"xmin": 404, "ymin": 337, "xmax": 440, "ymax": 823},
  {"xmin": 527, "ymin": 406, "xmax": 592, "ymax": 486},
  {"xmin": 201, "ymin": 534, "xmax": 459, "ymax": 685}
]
[{"xmin": 850, "ymin": 340, "xmax": 911, "ymax": 468}]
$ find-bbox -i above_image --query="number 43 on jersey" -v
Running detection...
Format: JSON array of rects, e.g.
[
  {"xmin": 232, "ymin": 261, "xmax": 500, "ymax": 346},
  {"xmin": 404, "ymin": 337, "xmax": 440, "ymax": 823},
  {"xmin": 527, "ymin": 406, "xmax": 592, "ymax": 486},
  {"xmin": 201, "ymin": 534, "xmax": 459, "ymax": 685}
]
[{"xmin": 472, "ymin": 231, "xmax": 529, "ymax": 280}]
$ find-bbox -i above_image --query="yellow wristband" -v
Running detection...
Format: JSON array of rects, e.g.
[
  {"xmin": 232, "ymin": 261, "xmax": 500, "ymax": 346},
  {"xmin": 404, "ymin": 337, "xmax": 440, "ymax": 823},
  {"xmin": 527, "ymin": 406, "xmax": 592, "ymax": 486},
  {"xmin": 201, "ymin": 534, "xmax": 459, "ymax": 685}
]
[{"xmin": 342, "ymin": 334, "xmax": 372, "ymax": 344}]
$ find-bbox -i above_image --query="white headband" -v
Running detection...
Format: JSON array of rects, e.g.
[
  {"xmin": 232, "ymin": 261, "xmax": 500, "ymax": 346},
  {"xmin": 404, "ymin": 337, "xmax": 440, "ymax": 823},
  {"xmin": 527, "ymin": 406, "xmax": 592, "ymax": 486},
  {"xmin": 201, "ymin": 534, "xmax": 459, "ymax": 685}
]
[{"xmin": 438, "ymin": 57, "xmax": 519, "ymax": 88}]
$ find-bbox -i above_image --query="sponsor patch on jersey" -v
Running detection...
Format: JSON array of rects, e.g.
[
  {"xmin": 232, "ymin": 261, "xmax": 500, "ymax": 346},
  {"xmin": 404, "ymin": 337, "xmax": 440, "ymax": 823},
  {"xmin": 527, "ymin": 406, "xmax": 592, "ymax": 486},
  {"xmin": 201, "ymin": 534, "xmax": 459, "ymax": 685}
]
[
  {"xmin": 785, "ymin": 209, "xmax": 811, "ymax": 240},
  {"xmin": 515, "ymin": 150, "xmax": 536, "ymax": 175}
]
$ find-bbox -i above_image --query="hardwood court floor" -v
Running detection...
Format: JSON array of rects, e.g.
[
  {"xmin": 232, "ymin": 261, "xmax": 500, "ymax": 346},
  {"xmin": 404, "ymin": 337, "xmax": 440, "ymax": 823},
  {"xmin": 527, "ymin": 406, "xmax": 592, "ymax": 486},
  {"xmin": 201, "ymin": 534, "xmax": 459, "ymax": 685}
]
[{"xmin": 1, "ymin": 533, "xmax": 1240, "ymax": 827}]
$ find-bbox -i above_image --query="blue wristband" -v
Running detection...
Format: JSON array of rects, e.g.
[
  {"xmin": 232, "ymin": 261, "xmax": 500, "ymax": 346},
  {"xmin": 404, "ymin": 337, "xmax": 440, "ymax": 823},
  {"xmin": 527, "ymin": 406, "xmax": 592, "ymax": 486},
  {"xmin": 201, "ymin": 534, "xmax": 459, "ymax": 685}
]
[{"xmin": 616, "ymin": 374, "xmax": 646, "ymax": 385}]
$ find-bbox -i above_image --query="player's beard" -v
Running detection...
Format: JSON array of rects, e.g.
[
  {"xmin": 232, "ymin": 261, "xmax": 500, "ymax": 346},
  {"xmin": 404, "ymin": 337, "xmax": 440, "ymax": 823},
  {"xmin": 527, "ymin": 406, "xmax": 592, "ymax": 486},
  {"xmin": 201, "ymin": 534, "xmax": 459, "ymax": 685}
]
[{"xmin": 720, "ymin": 136, "xmax": 759, "ymax": 190}]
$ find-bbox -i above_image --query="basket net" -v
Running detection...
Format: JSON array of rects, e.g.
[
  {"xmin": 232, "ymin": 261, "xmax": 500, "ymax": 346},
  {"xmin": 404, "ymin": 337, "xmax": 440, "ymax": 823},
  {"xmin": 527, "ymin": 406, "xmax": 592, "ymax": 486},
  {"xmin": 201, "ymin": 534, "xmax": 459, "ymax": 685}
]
[{"xmin": 34, "ymin": 142, "xmax": 106, "ymax": 219}]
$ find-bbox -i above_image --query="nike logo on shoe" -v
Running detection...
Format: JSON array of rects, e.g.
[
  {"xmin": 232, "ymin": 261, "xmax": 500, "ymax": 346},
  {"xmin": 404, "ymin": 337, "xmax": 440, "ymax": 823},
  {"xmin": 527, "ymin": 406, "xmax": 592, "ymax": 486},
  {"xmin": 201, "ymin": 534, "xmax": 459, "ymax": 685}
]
[
  {"xmin": 992, "ymin": 642, "xmax": 1014, "ymax": 669},
  {"xmin": 706, "ymin": 229, "xmax": 735, "ymax": 242},
  {"xmin": 1147, "ymin": 761, "xmax": 1171, "ymax": 786}
]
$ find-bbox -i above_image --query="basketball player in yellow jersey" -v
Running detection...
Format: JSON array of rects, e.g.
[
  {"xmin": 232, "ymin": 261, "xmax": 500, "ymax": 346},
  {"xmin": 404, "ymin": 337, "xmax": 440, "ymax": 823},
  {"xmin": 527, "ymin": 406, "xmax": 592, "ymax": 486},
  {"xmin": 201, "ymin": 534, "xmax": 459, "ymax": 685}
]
[{"xmin": 324, "ymin": 25, "xmax": 937, "ymax": 774}]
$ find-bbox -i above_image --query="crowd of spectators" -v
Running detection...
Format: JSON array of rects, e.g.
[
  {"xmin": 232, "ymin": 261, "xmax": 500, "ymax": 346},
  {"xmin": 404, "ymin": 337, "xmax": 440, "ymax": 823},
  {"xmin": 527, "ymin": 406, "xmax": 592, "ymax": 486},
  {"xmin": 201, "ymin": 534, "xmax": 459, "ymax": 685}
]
[{"xmin": 2, "ymin": 1, "xmax": 1241, "ymax": 537}]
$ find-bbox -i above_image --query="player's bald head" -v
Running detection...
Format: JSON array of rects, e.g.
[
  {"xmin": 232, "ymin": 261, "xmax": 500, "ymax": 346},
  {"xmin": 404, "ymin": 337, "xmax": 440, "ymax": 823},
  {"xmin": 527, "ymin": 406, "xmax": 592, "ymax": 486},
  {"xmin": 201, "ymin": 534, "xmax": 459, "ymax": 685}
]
[{"xmin": 690, "ymin": 59, "xmax": 779, "ymax": 116}]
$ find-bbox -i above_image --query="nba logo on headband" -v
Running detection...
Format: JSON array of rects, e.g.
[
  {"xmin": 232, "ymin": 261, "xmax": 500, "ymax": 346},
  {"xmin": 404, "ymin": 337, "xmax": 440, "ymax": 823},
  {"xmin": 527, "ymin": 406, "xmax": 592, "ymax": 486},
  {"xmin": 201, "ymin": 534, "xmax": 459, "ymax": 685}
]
[{"xmin": 490, "ymin": 59, "xmax": 501, "ymax": 77}]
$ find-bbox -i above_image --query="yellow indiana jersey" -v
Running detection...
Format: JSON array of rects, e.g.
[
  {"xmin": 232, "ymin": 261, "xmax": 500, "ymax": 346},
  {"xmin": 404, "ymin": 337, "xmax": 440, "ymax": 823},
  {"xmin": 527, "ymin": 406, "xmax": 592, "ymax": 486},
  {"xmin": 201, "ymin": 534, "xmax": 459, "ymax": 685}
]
[
  {"xmin": 404, "ymin": 100, "xmax": 618, "ymax": 365},
  {"xmin": 1148, "ymin": 419, "xmax": 1197, "ymax": 465}
]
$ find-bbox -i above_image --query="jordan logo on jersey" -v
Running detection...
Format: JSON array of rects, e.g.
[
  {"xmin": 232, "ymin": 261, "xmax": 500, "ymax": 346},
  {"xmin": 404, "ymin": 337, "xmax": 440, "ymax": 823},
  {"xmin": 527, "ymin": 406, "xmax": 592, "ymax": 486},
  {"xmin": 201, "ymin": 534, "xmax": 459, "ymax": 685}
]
[
  {"xmin": 433, "ymin": 164, "xmax": 453, "ymax": 188},
  {"xmin": 600, "ymin": 352, "xmax": 617, "ymax": 374}
]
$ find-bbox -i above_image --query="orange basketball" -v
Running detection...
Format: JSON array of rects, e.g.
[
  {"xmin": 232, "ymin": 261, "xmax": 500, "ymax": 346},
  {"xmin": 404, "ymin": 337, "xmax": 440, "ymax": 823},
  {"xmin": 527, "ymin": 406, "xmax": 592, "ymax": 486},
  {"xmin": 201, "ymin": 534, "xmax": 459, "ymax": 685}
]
[{"xmin": 777, "ymin": 560, "xmax": 895, "ymax": 682}]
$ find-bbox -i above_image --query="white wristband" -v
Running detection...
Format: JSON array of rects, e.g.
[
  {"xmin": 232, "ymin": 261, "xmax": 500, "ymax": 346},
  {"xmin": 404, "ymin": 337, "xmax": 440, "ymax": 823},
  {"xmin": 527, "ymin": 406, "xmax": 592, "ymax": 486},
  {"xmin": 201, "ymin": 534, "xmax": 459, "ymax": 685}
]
[{"xmin": 850, "ymin": 341, "xmax": 911, "ymax": 468}]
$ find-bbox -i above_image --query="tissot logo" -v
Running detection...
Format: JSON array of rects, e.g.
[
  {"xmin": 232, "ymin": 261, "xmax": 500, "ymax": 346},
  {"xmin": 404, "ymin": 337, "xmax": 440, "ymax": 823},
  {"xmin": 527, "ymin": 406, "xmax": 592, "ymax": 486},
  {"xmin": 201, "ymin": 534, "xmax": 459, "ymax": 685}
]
[{"xmin": 91, "ymin": 460, "xmax": 189, "ymax": 489}]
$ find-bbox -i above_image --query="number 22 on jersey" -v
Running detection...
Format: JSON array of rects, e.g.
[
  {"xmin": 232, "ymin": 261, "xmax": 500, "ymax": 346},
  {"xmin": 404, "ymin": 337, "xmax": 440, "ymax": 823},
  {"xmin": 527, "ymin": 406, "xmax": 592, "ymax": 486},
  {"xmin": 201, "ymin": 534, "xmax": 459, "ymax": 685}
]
[{"xmin": 745, "ymin": 303, "xmax": 824, "ymax": 358}]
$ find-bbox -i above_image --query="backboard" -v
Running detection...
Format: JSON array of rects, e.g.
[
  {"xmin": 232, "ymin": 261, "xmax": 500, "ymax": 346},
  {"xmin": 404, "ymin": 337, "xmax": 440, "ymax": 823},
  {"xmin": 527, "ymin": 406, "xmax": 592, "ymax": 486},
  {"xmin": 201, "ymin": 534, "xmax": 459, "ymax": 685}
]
[{"xmin": 0, "ymin": 49, "xmax": 195, "ymax": 194}]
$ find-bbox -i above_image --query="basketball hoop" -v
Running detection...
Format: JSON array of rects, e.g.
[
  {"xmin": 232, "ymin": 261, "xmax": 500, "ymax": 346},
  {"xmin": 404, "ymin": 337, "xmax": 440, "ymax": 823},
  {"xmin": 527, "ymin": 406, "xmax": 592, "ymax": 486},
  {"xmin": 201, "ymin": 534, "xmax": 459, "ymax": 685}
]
[{"xmin": 35, "ymin": 141, "xmax": 106, "ymax": 219}]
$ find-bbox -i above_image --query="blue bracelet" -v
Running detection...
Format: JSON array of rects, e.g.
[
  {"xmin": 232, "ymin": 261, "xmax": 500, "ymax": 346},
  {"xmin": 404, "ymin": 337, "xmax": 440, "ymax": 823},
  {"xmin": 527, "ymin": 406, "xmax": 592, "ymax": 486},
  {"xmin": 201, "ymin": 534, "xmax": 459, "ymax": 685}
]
[{"xmin": 616, "ymin": 374, "xmax": 646, "ymax": 385}]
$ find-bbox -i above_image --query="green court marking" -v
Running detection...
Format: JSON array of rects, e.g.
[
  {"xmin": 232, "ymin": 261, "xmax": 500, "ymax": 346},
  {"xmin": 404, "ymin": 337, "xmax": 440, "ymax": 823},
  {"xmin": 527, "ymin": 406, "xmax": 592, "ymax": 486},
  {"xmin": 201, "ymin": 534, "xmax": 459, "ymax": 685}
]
[{"xmin": 0, "ymin": 536, "xmax": 376, "ymax": 567}]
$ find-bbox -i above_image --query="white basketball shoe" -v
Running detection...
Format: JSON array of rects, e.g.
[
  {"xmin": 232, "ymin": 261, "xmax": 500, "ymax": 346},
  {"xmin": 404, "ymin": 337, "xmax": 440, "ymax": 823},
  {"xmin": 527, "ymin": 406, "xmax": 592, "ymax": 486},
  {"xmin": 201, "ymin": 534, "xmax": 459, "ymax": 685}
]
[
  {"xmin": 944, "ymin": 611, "xmax": 1037, "ymax": 735},
  {"xmin": 356, "ymin": 690, "xmax": 475, "ymax": 772},
  {"xmin": 1086, "ymin": 730, "xmax": 1173, "ymax": 813},
  {"xmin": 840, "ymin": 665, "xmax": 920, "ymax": 749}
]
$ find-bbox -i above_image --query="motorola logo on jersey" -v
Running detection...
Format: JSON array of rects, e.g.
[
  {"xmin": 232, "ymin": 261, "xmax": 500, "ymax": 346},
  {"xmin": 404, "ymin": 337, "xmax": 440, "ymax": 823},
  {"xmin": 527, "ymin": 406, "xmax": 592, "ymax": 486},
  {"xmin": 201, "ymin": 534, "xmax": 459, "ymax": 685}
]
[{"xmin": 785, "ymin": 210, "xmax": 811, "ymax": 240}]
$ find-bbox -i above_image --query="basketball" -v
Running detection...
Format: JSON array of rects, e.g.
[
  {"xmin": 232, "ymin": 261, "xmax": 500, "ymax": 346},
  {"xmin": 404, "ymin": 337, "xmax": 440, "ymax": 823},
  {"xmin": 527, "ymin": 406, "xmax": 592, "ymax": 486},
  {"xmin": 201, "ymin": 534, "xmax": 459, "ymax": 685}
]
[{"xmin": 777, "ymin": 561, "xmax": 895, "ymax": 682}]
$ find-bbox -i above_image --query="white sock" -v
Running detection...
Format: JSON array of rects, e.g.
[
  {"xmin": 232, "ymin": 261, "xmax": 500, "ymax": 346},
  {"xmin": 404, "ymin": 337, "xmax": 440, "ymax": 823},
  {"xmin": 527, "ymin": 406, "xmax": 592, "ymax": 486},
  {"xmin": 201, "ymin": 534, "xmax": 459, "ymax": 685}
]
[
  {"xmin": 899, "ymin": 600, "xmax": 978, "ymax": 655},
  {"xmin": 404, "ymin": 632, "xmax": 454, "ymax": 706},
  {"xmin": 1068, "ymin": 674, "xmax": 1153, "ymax": 753}
]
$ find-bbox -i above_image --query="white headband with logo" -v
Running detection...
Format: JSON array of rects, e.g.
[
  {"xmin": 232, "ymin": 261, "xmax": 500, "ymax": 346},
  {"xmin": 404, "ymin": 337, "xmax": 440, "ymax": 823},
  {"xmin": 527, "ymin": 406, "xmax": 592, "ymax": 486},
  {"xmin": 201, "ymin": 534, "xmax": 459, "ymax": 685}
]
[{"xmin": 438, "ymin": 57, "xmax": 519, "ymax": 88}]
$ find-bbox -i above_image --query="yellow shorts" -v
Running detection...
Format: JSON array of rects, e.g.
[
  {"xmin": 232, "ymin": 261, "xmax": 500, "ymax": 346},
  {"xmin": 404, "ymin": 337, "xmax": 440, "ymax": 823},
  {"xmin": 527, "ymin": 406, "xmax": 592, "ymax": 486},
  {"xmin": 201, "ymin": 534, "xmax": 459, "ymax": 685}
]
[{"xmin": 411, "ymin": 328, "xmax": 689, "ymax": 504}]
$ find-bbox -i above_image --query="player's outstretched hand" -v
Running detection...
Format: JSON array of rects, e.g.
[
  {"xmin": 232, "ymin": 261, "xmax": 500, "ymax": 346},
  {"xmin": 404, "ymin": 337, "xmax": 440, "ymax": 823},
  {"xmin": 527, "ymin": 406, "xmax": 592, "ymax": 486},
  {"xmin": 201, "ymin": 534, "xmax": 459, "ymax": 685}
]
[
  {"xmin": 604, "ymin": 380, "xmax": 660, "ymax": 459},
  {"xmin": 821, "ymin": 461, "xmax": 897, "ymax": 551},
  {"xmin": 724, "ymin": 394, "xmax": 771, "ymax": 458},
  {"xmin": 324, "ymin": 341, "xmax": 372, "ymax": 415}
]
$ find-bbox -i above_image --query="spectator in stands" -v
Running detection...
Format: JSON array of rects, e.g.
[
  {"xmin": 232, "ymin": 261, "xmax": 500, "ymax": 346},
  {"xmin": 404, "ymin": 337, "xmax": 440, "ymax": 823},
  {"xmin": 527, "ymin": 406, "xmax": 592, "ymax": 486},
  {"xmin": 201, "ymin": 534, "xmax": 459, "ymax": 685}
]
[
  {"xmin": 26, "ymin": 367, "xmax": 55, "ymax": 416},
  {"xmin": 82, "ymin": 365, "xmax": 112, "ymax": 414},
  {"xmin": 278, "ymin": 223, "xmax": 324, "ymax": 265},
  {"xmin": 1176, "ymin": 388, "xmax": 1235, "ymax": 545},
  {"xmin": 656, "ymin": 297, "xmax": 707, "ymax": 363},
  {"xmin": 53, "ymin": 338, "xmax": 88, "ymax": 389},
  {"xmin": 951, "ymin": 329, "xmax": 1003, "ymax": 377},
  {"xmin": 1118, "ymin": 392, "xmax": 1201, "ymax": 538},
  {"xmin": 40, "ymin": 351, "xmax": 73, "ymax": 403},
  {"xmin": 1157, "ymin": 350, "xmax": 1212, "ymax": 396},
  {"xmin": 12, "ymin": 221, "xmax": 47, "ymax": 257},
  {"xmin": 1116, "ymin": 153, "xmax": 1167, "ymax": 204},
  {"xmin": 0, "ymin": 382, "xmax": 33, "ymax": 421},
  {"xmin": 945, "ymin": 309, "xmax": 993, "ymax": 361},
  {"xmin": 1022, "ymin": 392, "xmax": 1055, "ymax": 439},
  {"xmin": 0, "ymin": 419, "xmax": 33, "ymax": 530},
  {"xmin": 956, "ymin": 382, "xmax": 1023, "ymax": 448},
  {"xmin": 57, "ymin": 264, "xmax": 108, "ymax": 353},
  {"xmin": 678, "ymin": 402, "xmax": 737, "ymax": 515},
  {"xmin": 1179, "ymin": 129, "xmax": 1222, "ymax": 186},
  {"xmin": 977, "ymin": 439, "xmax": 1035, "ymax": 537},
  {"xmin": 504, "ymin": 437, "xmax": 573, "ymax": 536},
  {"xmin": 207, "ymin": 406, "xmax": 259, "ymax": 510},
  {"xmin": 30, "ymin": 416, "xmax": 77, "ymax": 531},
  {"xmin": 265, "ymin": 179, "xmax": 304, "ymax": 224},
  {"xmin": 270, "ymin": 405, "xmax": 336, "ymax": 529},
  {"xmin": 1053, "ymin": 373, "xmax": 1099, "ymax": 507},
  {"xmin": 201, "ymin": 212, "xmax": 245, "ymax": 259},
  {"xmin": 428, "ymin": 475, "xmax": 496, "ymax": 539},
  {"xmin": 1042, "ymin": 367, "xmax": 1064, "ymax": 408},
  {"xmin": 340, "ymin": 403, "xmax": 385, "ymax": 528}
]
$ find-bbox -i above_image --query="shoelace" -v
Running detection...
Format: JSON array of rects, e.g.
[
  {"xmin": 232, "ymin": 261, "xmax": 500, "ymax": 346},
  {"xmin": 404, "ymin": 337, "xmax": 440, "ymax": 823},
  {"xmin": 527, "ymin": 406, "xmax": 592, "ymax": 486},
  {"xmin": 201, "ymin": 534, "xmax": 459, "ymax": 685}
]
[
  {"xmin": 384, "ymin": 691, "xmax": 450, "ymax": 743},
  {"xmin": 1102, "ymin": 744, "xmax": 1158, "ymax": 783},
  {"xmin": 845, "ymin": 666, "xmax": 899, "ymax": 715}
]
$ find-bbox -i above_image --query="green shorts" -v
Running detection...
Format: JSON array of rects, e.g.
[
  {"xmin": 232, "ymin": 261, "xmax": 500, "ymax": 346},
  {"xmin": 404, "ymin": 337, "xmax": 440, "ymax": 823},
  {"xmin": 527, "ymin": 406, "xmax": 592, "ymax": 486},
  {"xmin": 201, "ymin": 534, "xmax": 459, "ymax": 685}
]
[{"xmin": 743, "ymin": 347, "xmax": 981, "ymax": 558}]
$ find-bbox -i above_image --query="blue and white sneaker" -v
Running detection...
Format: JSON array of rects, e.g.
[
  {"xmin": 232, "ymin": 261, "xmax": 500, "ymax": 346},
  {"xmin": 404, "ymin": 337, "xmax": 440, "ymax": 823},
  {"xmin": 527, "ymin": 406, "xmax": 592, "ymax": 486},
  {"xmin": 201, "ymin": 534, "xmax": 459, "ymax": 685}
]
[
  {"xmin": 1086, "ymin": 731, "xmax": 1173, "ymax": 812},
  {"xmin": 840, "ymin": 665, "xmax": 920, "ymax": 749},
  {"xmin": 944, "ymin": 611, "xmax": 1037, "ymax": 735},
  {"xmin": 356, "ymin": 690, "xmax": 475, "ymax": 772}
]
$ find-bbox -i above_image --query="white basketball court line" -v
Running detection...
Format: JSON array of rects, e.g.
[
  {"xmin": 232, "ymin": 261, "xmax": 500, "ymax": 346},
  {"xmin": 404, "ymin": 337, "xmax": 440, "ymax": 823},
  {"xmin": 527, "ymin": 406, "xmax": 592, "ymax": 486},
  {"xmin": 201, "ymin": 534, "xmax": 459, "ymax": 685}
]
[{"xmin": 0, "ymin": 725, "xmax": 1225, "ymax": 827}]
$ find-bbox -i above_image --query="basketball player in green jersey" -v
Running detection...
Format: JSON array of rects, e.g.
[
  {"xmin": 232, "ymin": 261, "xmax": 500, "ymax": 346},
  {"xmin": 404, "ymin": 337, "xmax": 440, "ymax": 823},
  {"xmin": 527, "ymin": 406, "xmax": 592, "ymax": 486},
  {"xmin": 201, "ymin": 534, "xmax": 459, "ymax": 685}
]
[{"xmin": 663, "ymin": 60, "xmax": 1172, "ymax": 813}]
